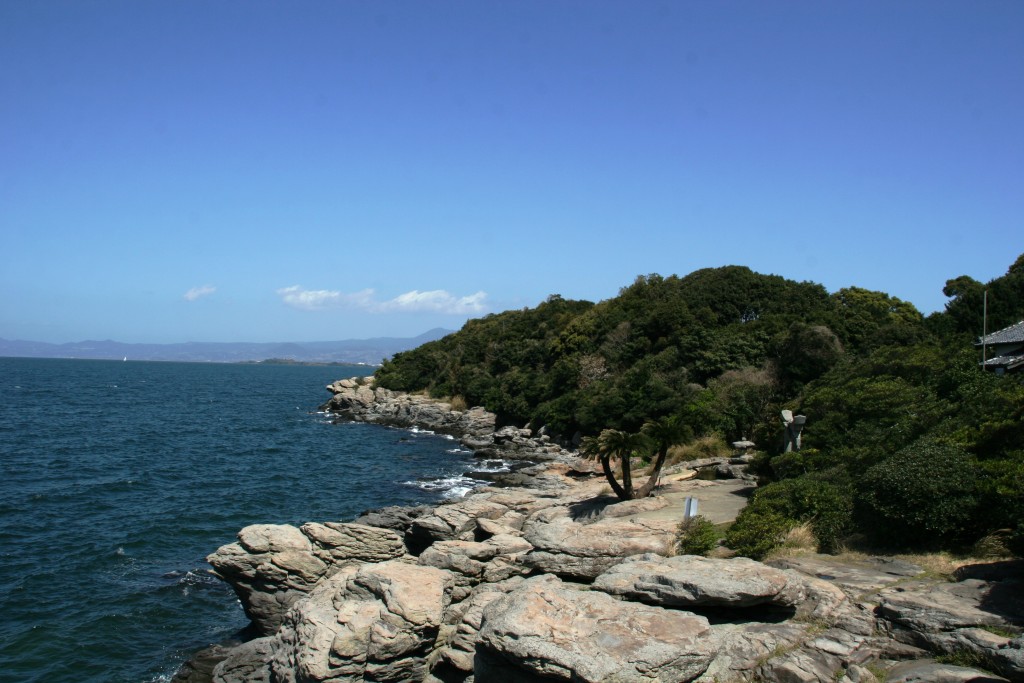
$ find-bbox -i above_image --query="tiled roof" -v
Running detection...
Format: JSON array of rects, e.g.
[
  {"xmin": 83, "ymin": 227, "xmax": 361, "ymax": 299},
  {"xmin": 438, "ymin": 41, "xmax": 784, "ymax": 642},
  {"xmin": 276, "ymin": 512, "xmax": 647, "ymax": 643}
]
[
  {"xmin": 983, "ymin": 353, "xmax": 1024, "ymax": 370},
  {"xmin": 978, "ymin": 320, "xmax": 1024, "ymax": 345}
]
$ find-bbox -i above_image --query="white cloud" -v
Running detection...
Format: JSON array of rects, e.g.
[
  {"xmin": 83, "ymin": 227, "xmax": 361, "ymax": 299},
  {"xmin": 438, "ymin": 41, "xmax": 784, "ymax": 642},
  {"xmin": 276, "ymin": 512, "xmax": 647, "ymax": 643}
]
[
  {"xmin": 277, "ymin": 286, "xmax": 488, "ymax": 315},
  {"xmin": 183, "ymin": 285, "xmax": 216, "ymax": 301},
  {"xmin": 378, "ymin": 290, "xmax": 488, "ymax": 314}
]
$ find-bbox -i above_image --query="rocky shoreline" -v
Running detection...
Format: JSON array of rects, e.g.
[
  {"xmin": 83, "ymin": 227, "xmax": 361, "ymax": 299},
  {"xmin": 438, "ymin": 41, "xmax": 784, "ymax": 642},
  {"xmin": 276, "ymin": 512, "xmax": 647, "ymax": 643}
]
[{"xmin": 179, "ymin": 378, "xmax": 1024, "ymax": 683}]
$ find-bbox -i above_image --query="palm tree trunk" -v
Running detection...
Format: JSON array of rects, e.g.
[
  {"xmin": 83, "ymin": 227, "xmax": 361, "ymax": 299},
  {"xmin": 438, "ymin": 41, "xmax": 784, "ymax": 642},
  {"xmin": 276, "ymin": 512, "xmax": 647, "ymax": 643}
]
[
  {"xmin": 637, "ymin": 447, "xmax": 668, "ymax": 498},
  {"xmin": 620, "ymin": 455, "xmax": 635, "ymax": 500},
  {"xmin": 600, "ymin": 455, "xmax": 628, "ymax": 500}
]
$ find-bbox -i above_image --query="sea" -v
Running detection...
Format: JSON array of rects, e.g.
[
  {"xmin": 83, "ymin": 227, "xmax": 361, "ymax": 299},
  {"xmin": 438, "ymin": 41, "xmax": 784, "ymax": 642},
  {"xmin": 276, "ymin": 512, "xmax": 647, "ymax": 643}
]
[{"xmin": 0, "ymin": 357, "xmax": 503, "ymax": 683}]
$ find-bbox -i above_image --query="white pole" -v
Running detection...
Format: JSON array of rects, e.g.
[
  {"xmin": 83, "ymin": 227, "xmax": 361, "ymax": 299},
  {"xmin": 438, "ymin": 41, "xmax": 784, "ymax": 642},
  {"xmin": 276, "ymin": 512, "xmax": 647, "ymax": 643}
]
[{"xmin": 982, "ymin": 289, "xmax": 988, "ymax": 368}]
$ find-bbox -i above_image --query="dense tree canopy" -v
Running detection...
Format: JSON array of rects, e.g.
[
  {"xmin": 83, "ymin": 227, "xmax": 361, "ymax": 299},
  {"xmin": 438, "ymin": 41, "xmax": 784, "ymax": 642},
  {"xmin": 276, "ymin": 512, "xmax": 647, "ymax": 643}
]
[{"xmin": 375, "ymin": 255, "xmax": 1024, "ymax": 555}]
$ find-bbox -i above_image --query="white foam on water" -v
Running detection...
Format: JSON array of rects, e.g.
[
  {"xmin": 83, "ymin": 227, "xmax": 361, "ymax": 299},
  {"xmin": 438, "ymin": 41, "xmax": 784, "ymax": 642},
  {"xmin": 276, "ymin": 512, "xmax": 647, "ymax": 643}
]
[
  {"xmin": 471, "ymin": 459, "xmax": 512, "ymax": 473},
  {"xmin": 402, "ymin": 475, "xmax": 486, "ymax": 499}
]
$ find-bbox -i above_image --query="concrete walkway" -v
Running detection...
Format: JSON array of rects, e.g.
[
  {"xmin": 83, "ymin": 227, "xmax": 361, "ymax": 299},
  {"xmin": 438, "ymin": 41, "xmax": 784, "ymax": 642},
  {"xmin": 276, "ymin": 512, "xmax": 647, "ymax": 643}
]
[{"xmin": 634, "ymin": 475, "xmax": 755, "ymax": 525}]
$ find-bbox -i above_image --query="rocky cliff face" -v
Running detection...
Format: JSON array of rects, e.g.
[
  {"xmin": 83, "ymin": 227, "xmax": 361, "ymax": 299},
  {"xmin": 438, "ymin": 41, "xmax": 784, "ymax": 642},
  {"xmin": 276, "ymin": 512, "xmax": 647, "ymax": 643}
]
[
  {"xmin": 192, "ymin": 381, "xmax": 1024, "ymax": 683},
  {"xmin": 320, "ymin": 378, "xmax": 572, "ymax": 460}
]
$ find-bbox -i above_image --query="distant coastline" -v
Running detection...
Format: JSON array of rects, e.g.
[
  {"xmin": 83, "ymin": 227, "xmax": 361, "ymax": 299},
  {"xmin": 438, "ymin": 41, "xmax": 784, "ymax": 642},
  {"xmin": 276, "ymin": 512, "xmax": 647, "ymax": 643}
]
[
  {"xmin": 236, "ymin": 358, "xmax": 379, "ymax": 367},
  {"xmin": 0, "ymin": 328, "xmax": 452, "ymax": 365}
]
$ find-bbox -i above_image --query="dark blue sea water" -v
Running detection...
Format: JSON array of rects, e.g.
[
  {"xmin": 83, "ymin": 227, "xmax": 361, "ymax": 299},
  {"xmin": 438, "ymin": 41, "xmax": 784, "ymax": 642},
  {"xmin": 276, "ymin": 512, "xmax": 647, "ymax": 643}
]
[{"xmin": 0, "ymin": 357, "xmax": 491, "ymax": 682}]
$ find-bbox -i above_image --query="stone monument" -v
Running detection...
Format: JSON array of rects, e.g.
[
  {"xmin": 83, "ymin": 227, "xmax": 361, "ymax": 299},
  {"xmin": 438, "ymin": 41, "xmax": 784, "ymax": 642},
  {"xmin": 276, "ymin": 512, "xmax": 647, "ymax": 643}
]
[{"xmin": 781, "ymin": 410, "xmax": 807, "ymax": 452}]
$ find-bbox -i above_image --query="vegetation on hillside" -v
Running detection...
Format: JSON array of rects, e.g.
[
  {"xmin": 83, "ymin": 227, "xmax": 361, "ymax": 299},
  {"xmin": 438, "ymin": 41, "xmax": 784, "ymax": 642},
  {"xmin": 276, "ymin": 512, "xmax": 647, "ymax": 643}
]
[{"xmin": 376, "ymin": 256, "xmax": 1024, "ymax": 556}]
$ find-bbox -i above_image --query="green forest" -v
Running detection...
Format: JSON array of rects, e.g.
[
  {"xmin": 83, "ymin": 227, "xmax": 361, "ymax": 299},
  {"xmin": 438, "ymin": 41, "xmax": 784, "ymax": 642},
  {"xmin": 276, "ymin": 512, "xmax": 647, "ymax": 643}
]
[{"xmin": 375, "ymin": 255, "xmax": 1024, "ymax": 558}]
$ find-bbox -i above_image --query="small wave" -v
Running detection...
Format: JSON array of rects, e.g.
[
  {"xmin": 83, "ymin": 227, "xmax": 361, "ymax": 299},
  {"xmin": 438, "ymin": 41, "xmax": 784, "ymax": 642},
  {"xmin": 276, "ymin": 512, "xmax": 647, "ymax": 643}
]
[
  {"xmin": 158, "ymin": 568, "xmax": 227, "ymax": 598},
  {"xmin": 408, "ymin": 426, "xmax": 435, "ymax": 435},
  {"xmin": 445, "ymin": 447, "xmax": 473, "ymax": 454},
  {"xmin": 471, "ymin": 459, "xmax": 512, "ymax": 473},
  {"xmin": 402, "ymin": 475, "xmax": 486, "ymax": 499}
]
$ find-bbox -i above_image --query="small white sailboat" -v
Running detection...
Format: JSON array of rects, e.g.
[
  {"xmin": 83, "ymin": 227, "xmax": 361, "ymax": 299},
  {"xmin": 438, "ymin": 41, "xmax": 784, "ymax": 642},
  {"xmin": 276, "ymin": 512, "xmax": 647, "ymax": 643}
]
[{"xmin": 123, "ymin": 356, "xmax": 127, "ymax": 362}]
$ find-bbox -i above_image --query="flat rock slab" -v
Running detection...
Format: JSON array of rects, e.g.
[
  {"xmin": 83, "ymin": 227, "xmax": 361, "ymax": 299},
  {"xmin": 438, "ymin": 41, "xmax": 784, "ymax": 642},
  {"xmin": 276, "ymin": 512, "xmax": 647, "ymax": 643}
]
[
  {"xmin": 885, "ymin": 659, "xmax": 1010, "ymax": 683},
  {"xmin": 878, "ymin": 579, "xmax": 1018, "ymax": 633},
  {"xmin": 593, "ymin": 554, "xmax": 796, "ymax": 608},
  {"xmin": 770, "ymin": 554, "xmax": 924, "ymax": 596},
  {"xmin": 477, "ymin": 576, "xmax": 717, "ymax": 682}
]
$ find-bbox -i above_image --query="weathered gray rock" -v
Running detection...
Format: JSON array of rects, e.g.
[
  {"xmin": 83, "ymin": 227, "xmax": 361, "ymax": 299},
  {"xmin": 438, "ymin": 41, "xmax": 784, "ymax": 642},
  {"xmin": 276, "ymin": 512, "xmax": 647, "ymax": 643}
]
[
  {"xmin": 207, "ymin": 522, "xmax": 406, "ymax": 635},
  {"xmin": 598, "ymin": 496, "xmax": 669, "ymax": 519},
  {"xmin": 352, "ymin": 504, "xmax": 434, "ymax": 534},
  {"xmin": 207, "ymin": 524, "xmax": 330, "ymax": 635},
  {"xmin": 406, "ymin": 498, "xmax": 511, "ymax": 554},
  {"xmin": 521, "ymin": 510, "xmax": 678, "ymax": 580},
  {"xmin": 321, "ymin": 382, "xmax": 496, "ymax": 440},
  {"xmin": 878, "ymin": 579, "xmax": 1012, "ymax": 634},
  {"xmin": 476, "ymin": 575, "xmax": 717, "ymax": 682},
  {"xmin": 300, "ymin": 522, "xmax": 406, "ymax": 563},
  {"xmin": 418, "ymin": 534, "xmax": 533, "ymax": 601},
  {"xmin": 770, "ymin": 555, "xmax": 925, "ymax": 596},
  {"xmin": 253, "ymin": 561, "xmax": 454, "ymax": 683},
  {"xmin": 426, "ymin": 578, "xmax": 528, "ymax": 680},
  {"xmin": 321, "ymin": 379, "xmax": 577, "ymax": 463},
  {"xmin": 212, "ymin": 637, "xmax": 275, "ymax": 683},
  {"xmin": 172, "ymin": 643, "xmax": 240, "ymax": 683},
  {"xmin": 879, "ymin": 579, "xmax": 1024, "ymax": 682},
  {"xmin": 885, "ymin": 659, "xmax": 1010, "ymax": 683},
  {"xmin": 701, "ymin": 622, "xmax": 815, "ymax": 683},
  {"xmin": 594, "ymin": 554, "xmax": 796, "ymax": 608}
]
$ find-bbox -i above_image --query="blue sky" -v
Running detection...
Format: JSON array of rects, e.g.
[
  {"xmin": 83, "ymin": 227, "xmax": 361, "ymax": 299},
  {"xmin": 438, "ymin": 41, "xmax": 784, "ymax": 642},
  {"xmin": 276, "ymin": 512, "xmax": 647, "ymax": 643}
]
[{"xmin": 2, "ymin": 1, "xmax": 1021, "ymax": 344}]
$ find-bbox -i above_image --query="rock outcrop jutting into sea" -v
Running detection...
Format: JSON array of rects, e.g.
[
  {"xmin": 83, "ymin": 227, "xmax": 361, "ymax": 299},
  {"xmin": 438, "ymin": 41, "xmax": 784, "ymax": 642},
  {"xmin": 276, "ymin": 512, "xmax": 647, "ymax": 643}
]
[{"xmin": 195, "ymin": 378, "xmax": 1024, "ymax": 683}]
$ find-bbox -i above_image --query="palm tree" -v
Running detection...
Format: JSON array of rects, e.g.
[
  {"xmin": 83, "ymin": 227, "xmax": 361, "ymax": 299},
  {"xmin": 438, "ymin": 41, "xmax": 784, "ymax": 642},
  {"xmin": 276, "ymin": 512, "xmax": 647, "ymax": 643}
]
[
  {"xmin": 637, "ymin": 415, "xmax": 691, "ymax": 498},
  {"xmin": 582, "ymin": 429, "xmax": 651, "ymax": 501}
]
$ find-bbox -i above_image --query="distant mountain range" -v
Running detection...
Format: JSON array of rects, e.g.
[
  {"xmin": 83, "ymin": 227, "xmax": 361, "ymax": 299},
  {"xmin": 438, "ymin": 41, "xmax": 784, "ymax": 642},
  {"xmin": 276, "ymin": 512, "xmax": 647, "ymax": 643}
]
[{"xmin": 0, "ymin": 328, "xmax": 453, "ymax": 365}]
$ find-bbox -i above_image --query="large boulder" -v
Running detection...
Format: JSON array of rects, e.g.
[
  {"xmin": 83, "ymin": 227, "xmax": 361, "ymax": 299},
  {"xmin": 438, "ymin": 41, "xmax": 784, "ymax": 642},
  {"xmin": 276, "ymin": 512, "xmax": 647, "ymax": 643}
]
[
  {"xmin": 593, "ymin": 553, "xmax": 846, "ymax": 621},
  {"xmin": 207, "ymin": 522, "xmax": 405, "ymax": 634},
  {"xmin": 594, "ymin": 554, "xmax": 796, "ymax": 608},
  {"xmin": 521, "ymin": 508, "xmax": 677, "ymax": 580},
  {"xmin": 476, "ymin": 575, "xmax": 717, "ymax": 682},
  {"xmin": 213, "ymin": 561, "xmax": 455, "ymax": 683}
]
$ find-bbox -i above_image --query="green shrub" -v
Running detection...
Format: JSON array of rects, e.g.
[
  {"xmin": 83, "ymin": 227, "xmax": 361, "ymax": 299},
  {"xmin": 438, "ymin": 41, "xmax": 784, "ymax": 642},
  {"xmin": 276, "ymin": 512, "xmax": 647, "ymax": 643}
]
[
  {"xmin": 768, "ymin": 448, "xmax": 835, "ymax": 480},
  {"xmin": 676, "ymin": 515, "xmax": 719, "ymax": 556},
  {"xmin": 725, "ymin": 477, "xmax": 853, "ymax": 557},
  {"xmin": 858, "ymin": 438, "xmax": 980, "ymax": 549},
  {"xmin": 725, "ymin": 509, "xmax": 796, "ymax": 559}
]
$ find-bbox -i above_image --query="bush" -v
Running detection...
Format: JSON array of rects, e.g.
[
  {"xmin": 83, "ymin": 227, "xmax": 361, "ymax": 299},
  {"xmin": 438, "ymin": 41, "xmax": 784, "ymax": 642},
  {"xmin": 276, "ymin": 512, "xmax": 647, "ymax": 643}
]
[
  {"xmin": 725, "ymin": 477, "xmax": 853, "ymax": 557},
  {"xmin": 767, "ymin": 447, "xmax": 834, "ymax": 480},
  {"xmin": 676, "ymin": 515, "xmax": 719, "ymax": 556},
  {"xmin": 724, "ymin": 509, "xmax": 796, "ymax": 559},
  {"xmin": 858, "ymin": 438, "xmax": 980, "ymax": 549}
]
